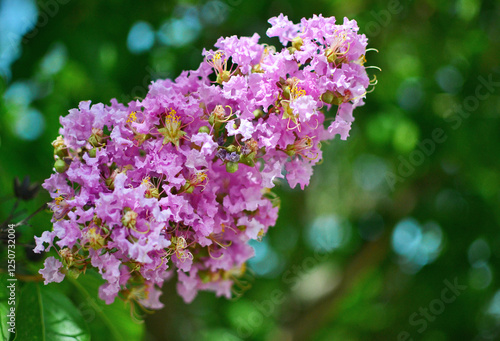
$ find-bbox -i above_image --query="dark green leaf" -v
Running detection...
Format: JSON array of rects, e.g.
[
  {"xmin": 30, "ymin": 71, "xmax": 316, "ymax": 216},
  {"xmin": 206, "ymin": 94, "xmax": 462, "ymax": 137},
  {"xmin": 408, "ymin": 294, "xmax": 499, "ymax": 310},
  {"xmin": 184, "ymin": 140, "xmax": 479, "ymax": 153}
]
[
  {"xmin": 1, "ymin": 301, "xmax": 12, "ymax": 341},
  {"xmin": 14, "ymin": 283, "xmax": 90, "ymax": 341},
  {"xmin": 68, "ymin": 271, "xmax": 144, "ymax": 341},
  {"xmin": 0, "ymin": 274, "xmax": 13, "ymax": 340}
]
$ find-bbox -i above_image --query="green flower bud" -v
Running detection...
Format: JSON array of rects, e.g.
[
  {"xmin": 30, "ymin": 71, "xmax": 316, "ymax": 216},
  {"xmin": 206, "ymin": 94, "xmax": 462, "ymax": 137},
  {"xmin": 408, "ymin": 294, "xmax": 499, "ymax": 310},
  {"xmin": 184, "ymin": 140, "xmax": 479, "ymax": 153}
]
[
  {"xmin": 253, "ymin": 109, "xmax": 264, "ymax": 119},
  {"xmin": 226, "ymin": 145, "xmax": 237, "ymax": 153},
  {"xmin": 198, "ymin": 126, "xmax": 211, "ymax": 134},
  {"xmin": 331, "ymin": 96, "xmax": 343, "ymax": 105},
  {"xmin": 54, "ymin": 159, "xmax": 68, "ymax": 173},
  {"xmin": 321, "ymin": 90, "xmax": 343, "ymax": 105},
  {"xmin": 321, "ymin": 91, "xmax": 335, "ymax": 104},
  {"xmin": 54, "ymin": 148, "xmax": 67, "ymax": 158},
  {"xmin": 226, "ymin": 162, "xmax": 239, "ymax": 173},
  {"xmin": 88, "ymin": 148, "xmax": 97, "ymax": 158}
]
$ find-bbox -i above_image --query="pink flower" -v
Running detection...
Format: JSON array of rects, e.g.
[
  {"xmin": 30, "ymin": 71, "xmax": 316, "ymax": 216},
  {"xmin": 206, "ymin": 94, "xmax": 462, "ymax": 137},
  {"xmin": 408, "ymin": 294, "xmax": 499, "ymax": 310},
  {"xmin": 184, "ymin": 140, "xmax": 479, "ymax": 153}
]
[
  {"xmin": 39, "ymin": 257, "xmax": 65, "ymax": 285},
  {"xmin": 226, "ymin": 119, "xmax": 255, "ymax": 141},
  {"xmin": 36, "ymin": 13, "xmax": 374, "ymax": 307}
]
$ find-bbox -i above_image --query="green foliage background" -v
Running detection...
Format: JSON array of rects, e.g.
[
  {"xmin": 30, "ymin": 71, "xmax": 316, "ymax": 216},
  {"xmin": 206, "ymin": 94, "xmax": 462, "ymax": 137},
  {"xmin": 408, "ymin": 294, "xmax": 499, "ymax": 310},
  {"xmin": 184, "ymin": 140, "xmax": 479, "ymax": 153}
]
[{"xmin": 1, "ymin": 0, "xmax": 499, "ymax": 340}]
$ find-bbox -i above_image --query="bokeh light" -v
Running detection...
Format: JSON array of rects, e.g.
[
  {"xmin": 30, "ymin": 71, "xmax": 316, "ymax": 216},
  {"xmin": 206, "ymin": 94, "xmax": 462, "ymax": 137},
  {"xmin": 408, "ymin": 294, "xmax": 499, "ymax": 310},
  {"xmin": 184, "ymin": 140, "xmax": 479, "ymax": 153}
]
[
  {"xmin": 307, "ymin": 215, "xmax": 351, "ymax": 252},
  {"xmin": 127, "ymin": 21, "xmax": 155, "ymax": 54},
  {"xmin": 157, "ymin": 6, "xmax": 201, "ymax": 47}
]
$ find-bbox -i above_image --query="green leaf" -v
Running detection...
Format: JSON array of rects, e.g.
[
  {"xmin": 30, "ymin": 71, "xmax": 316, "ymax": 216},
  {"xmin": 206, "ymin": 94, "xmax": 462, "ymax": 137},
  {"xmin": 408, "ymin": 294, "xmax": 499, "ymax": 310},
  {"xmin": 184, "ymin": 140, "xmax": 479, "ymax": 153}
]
[
  {"xmin": 68, "ymin": 271, "xmax": 144, "ymax": 341},
  {"xmin": 1, "ymin": 301, "xmax": 12, "ymax": 341},
  {"xmin": 0, "ymin": 274, "xmax": 13, "ymax": 340},
  {"xmin": 14, "ymin": 282, "xmax": 90, "ymax": 341}
]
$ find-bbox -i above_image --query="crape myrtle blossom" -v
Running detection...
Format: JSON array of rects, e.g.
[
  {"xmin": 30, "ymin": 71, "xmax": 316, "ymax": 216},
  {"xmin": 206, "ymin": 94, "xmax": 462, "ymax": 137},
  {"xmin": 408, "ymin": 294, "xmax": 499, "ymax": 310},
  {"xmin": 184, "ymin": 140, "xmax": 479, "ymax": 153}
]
[{"xmin": 36, "ymin": 14, "xmax": 375, "ymax": 309}]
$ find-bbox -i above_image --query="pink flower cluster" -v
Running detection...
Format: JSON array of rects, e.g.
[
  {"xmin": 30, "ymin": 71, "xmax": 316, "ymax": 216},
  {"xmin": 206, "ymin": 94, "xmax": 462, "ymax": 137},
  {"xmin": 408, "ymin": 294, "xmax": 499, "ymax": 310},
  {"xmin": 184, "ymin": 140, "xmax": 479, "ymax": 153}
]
[{"xmin": 36, "ymin": 14, "xmax": 372, "ymax": 309}]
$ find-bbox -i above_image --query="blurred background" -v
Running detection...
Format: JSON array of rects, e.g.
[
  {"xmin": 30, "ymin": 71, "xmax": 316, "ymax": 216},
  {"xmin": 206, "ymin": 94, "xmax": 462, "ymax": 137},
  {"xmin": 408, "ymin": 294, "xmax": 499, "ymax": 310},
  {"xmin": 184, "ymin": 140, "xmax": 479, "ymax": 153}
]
[{"xmin": 1, "ymin": 0, "xmax": 499, "ymax": 340}]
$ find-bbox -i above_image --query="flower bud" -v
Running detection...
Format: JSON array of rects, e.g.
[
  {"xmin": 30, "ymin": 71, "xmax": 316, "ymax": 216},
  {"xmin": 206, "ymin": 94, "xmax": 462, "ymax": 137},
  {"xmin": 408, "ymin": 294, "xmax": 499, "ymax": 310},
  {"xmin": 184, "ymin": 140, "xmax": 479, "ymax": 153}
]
[
  {"xmin": 226, "ymin": 145, "xmax": 237, "ymax": 153},
  {"xmin": 54, "ymin": 159, "xmax": 68, "ymax": 173},
  {"xmin": 226, "ymin": 162, "xmax": 239, "ymax": 173},
  {"xmin": 198, "ymin": 126, "xmax": 211, "ymax": 134},
  {"xmin": 321, "ymin": 90, "xmax": 344, "ymax": 105},
  {"xmin": 253, "ymin": 109, "xmax": 264, "ymax": 119},
  {"xmin": 88, "ymin": 148, "xmax": 97, "ymax": 158},
  {"xmin": 321, "ymin": 90, "xmax": 335, "ymax": 104}
]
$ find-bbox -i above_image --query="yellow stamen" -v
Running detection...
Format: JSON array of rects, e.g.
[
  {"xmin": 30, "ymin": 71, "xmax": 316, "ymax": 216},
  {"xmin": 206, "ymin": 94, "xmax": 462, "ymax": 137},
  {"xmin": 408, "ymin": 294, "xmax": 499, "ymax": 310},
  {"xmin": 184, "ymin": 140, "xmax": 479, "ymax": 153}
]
[
  {"xmin": 141, "ymin": 176, "xmax": 151, "ymax": 186},
  {"xmin": 157, "ymin": 108, "xmax": 186, "ymax": 147},
  {"xmin": 291, "ymin": 85, "xmax": 306, "ymax": 99},
  {"xmin": 257, "ymin": 229, "xmax": 265, "ymax": 242},
  {"xmin": 127, "ymin": 111, "xmax": 137, "ymax": 123},
  {"xmin": 166, "ymin": 108, "xmax": 180, "ymax": 122},
  {"xmin": 213, "ymin": 51, "xmax": 223, "ymax": 62}
]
